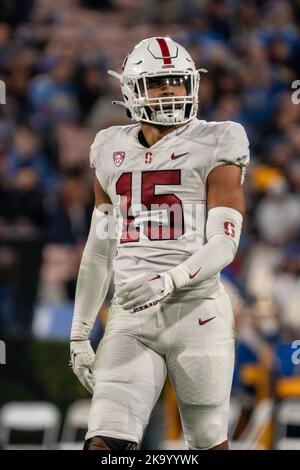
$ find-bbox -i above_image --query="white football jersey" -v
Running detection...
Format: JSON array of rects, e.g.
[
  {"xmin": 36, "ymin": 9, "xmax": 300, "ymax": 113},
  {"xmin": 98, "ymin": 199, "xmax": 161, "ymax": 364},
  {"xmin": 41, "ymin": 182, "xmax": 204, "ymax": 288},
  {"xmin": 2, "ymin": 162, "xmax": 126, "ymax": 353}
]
[{"xmin": 90, "ymin": 118, "xmax": 250, "ymax": 300}]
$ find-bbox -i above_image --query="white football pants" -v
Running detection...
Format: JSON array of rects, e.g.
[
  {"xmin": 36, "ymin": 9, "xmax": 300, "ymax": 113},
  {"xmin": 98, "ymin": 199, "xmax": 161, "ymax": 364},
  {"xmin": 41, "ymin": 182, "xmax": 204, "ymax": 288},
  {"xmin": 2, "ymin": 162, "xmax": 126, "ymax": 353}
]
[{"xmin": 86, "ymin": 287, "xmax": 235, "ymax": 449}]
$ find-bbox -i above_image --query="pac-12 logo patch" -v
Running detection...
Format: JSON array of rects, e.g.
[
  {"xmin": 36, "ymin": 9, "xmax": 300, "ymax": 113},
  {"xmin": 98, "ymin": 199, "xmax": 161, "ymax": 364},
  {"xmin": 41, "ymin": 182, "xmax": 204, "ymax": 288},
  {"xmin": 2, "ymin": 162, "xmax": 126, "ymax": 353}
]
[{"xmin": 113, "ymin": 151, "xmax": 125, "ymax": 167}]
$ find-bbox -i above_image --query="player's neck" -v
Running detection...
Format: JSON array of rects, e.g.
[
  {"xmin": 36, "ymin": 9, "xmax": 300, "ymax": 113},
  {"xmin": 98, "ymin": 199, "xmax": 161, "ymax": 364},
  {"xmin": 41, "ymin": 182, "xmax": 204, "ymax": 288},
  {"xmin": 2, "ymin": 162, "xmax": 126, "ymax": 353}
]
[{"xmin": 140, "ymin": 122, "xmax": 183, "ymax": 147}]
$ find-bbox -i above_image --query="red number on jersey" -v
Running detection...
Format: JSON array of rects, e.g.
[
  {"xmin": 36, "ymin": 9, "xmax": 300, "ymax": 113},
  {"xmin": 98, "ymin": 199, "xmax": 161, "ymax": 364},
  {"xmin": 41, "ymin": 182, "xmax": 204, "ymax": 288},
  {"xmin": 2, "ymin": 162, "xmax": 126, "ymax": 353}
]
[
  {"xmin": 116, "ymin": 170, "xmax": 184, "ymax": 243},
  {"xmin": 116, "ymin": 172, "xmax": 140, "ymax": 243}
]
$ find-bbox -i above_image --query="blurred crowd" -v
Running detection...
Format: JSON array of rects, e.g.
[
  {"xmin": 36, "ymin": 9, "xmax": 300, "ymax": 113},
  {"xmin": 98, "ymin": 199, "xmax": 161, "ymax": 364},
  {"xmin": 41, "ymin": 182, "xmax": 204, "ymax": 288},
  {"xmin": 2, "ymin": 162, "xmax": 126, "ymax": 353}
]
[{"xmin": 0, "ymin": 0, "xmax": 300, "ymax": 437}]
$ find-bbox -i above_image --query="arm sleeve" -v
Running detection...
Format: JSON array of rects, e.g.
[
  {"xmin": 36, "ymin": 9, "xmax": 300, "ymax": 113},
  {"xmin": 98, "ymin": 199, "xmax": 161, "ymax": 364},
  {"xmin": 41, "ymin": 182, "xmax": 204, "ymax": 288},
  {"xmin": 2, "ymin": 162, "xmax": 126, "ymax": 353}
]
[{"xmin": 71, "ymin": 208, "xmax": 116, "ymax": 340}]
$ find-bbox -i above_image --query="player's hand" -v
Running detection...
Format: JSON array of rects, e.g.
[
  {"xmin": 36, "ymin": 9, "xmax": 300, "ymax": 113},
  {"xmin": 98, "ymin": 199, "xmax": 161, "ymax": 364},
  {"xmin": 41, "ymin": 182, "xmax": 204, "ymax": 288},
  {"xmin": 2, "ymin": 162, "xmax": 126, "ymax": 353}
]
[
  {"xmin": 70, "ymin": 340, "xmax": 95, "ymax": 394},
  {"xmin": 116, "ymin": 272, "xmax": 175, "ymax": 312}
]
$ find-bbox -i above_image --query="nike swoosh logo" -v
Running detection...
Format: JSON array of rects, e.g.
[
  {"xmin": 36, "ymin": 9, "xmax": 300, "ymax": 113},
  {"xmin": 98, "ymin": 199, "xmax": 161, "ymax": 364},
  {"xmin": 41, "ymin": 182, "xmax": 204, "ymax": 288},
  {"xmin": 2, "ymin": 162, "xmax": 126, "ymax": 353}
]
[
  {"xmin": 198, "ymin": 316, "xmax": 216, "ymax": 326},
  {"xmin": 149, "ymin": 275, "xmax": 160, "ymax": 281},
  {"xmin": 189, "ymin": 268, "xmax": 201, "ymax": 279},
  {"xmin": 171, "ymin": 152, "xmax": 189, "ymax": 160}
]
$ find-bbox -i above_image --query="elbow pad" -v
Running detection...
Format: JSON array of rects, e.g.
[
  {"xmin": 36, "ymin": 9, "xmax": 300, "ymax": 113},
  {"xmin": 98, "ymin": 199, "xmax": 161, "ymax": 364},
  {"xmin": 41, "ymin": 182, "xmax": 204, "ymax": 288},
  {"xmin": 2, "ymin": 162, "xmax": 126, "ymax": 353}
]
[
  {"xmin": 206, "ymin": 206, "xmax": 242, "ymax": 258},
  {"xmin": 167, "ymin": 207, "xmax": 243, "ymax": 289}
]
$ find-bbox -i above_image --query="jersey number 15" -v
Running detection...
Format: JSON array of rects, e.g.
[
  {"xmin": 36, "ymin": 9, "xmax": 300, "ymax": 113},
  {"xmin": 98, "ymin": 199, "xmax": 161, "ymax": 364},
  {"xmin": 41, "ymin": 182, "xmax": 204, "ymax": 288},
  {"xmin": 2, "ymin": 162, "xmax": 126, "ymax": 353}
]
[{"xmin": 116, "ymin": 170, "xmax": 185, "ymax": 243}]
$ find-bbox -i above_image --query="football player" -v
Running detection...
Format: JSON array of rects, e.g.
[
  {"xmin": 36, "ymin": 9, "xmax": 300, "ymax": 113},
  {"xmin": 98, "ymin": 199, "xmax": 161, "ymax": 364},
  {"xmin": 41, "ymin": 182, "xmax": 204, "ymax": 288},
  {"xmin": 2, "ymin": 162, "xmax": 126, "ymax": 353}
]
[{"xmin": 70, "ymin": 37, "xmax": 249, "ymax": 450}]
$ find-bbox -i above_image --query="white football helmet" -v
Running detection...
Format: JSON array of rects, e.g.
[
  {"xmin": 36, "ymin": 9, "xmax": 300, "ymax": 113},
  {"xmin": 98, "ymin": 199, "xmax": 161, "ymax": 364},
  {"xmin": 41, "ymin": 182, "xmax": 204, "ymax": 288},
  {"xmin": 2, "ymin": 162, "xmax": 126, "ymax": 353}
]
[{"xmin": 108, "ymin": 37, "xmax": 207, "ymax": 126}]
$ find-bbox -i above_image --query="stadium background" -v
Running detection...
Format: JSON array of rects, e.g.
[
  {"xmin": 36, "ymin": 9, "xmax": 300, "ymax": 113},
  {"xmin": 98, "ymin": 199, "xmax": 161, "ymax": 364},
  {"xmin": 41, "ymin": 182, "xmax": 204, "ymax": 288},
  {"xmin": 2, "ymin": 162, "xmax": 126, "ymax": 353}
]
[{"xmin": 0, "ymin": 0, "xmax": 300, "ymax": 450}]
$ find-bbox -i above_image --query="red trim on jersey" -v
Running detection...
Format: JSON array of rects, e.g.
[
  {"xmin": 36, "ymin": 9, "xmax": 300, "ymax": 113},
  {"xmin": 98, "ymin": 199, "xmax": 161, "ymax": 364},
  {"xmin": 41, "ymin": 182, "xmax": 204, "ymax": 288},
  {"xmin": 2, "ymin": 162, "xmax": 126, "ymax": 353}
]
[{"xmin": 156, "ymin": 38, "xmax": 172, "ymax": 64}]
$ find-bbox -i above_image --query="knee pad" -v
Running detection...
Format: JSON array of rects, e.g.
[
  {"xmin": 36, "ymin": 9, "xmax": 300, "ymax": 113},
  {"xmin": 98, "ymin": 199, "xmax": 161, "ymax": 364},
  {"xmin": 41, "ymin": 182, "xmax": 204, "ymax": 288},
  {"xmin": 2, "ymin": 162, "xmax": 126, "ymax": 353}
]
[
  {"xmin": 84, "ymin": 435, "xmax": 138, "ymax": 451},
  {"xmin": 188, "ymin": 422, "xmax": 225, "ymax": 450}
]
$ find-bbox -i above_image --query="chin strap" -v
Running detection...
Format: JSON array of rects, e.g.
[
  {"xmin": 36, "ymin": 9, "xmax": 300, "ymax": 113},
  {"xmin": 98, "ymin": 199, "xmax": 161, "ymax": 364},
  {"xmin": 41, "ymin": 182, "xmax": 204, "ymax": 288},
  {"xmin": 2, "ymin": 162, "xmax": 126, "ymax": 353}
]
[
  {"xmin": 107, "ymin": 69, "xmax": 121, "ymax": 80},
  {"xmin": 107, "ymin": 70, "xmax": 127, "ymax": 108},
  {"xmin": 112, "ymin": 100, "xmax": 127, "ymax": 108}
]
